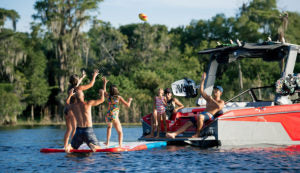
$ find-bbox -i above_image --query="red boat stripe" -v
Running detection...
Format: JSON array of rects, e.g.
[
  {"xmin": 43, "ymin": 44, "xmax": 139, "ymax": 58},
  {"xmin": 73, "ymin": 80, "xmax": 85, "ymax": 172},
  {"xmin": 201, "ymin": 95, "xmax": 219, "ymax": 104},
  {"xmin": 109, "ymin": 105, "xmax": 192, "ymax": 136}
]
[{"xmin": 219, "ymin": 111, "xmax": 300, "ymax": 120}]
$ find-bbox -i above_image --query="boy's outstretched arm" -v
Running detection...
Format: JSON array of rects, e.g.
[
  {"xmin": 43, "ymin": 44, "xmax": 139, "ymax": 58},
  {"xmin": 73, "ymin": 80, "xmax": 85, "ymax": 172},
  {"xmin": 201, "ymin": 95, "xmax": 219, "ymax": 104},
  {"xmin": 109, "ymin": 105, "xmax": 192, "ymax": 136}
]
[
  {"xmin": 66, "ymin": 88, "xmax": 75, "ymax": 105},
  {"xmin": 76, "ymin": 70, "xmax": 87, "ymax": 87},
  {"xmin": 199, "ymin": 72, "xmax": 211, "ymax": 101},
  {"xmin": 119, "ymin": 96, "xmax": 133, "ymax": 108},
  {"xmin": 77, "ymin": 69, "xmax": 99, "ymax": 91},
  {"xmin": 102, "ymin": 76, "xmax": 108, "ymax": 93},
  {"xmin": 199, "ymin": 72, "xmax": 224, "ymax": 109},
  {"xmin": 89, "ymin": 89, "xmax": 105, "ymax": 106}
]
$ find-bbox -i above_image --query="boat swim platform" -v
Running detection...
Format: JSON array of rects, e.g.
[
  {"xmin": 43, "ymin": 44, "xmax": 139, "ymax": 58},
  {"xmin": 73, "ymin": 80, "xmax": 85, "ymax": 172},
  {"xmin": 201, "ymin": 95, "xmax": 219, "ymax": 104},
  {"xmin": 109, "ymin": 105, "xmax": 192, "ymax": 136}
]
[{"xmin": 139, "ymin": 136, "xmax": 220, "ymax": 147}]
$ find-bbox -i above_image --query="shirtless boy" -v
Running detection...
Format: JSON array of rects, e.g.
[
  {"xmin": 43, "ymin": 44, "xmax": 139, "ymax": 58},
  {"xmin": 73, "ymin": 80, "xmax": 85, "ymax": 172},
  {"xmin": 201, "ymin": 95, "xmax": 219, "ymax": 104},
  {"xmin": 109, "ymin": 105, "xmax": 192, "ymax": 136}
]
[
  {"xmin": 166, "ymin": 72, "xmax": 224, "ymax": 138},
  {"xmin": 65, "ymin": 77, "xmax": 108, "ymax": 152}
]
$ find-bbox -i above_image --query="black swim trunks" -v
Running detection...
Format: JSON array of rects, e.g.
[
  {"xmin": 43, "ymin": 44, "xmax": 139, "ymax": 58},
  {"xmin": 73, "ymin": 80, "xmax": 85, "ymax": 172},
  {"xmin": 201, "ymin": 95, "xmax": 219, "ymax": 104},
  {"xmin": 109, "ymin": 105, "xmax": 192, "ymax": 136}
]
[
  {"xmin": 190, "ymin": 112, "xmax": 214, "ymax": 127},
  {"xmin": 71, "ymin": 127, "xmax": 99, "ymax": 149}
]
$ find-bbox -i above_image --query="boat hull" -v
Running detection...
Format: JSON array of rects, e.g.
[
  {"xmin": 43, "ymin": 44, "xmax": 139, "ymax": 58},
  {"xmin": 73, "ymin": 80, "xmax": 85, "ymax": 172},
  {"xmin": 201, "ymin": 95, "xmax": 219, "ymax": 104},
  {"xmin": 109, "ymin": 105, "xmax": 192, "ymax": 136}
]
[{"xmin": 140, "ymin": 103, "xmax": 300, "ymax": 147}]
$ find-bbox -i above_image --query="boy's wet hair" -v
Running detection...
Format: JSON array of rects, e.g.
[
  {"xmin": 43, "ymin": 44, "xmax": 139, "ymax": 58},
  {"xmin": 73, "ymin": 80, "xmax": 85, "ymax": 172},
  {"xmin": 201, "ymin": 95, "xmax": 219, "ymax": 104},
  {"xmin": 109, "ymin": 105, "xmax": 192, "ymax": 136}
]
[
  {"xmin": 69, "ymin": 74, "xmax": 79, "ymax": 88},
  {"xmin": 109, "ymin": 85, "xmax": 119, "ymax": 96}
]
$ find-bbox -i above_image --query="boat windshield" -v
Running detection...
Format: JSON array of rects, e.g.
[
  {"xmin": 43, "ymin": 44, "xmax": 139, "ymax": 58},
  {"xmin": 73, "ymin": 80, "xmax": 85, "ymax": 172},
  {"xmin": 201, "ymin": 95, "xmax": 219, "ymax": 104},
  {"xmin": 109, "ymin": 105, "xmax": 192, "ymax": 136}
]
[{"xmin": 226, "ymin": 86, "xmax": 275, "ymax": 103}]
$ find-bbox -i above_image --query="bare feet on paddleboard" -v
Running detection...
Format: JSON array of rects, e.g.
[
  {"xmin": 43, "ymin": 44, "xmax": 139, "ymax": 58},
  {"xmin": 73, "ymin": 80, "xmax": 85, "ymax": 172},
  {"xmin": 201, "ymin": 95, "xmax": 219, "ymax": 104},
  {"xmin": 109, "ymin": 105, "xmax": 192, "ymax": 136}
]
[
  {"xmin": 64, "ymin": 144, "xmax": 72, "ymax": 153},
  {"xmin": 166, "ymin": 133, "xmax": 176, "ymax": 139},
  {"xmin": 103, "ymin": 142, "xmax": 109, "ymax": 147},
  {"xmin": 89, "ymin": 143, "xmax": 100, "ymax": 152},
  {"xmin": 145, "ymin": 134, "xmax": 154, "ymax": 138},
  {"xmin": 191, "ymin": 133, "xmax": 199, "ymax": 138}
]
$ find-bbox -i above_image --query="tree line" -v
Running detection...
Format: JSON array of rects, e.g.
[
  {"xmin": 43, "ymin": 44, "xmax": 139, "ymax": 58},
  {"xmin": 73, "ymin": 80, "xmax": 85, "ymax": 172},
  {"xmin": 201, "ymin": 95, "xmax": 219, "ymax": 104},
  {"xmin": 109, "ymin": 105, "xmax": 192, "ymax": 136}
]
[{"xmin": 0, "ymin": 0, "xmax": 299, "ymax": 125}]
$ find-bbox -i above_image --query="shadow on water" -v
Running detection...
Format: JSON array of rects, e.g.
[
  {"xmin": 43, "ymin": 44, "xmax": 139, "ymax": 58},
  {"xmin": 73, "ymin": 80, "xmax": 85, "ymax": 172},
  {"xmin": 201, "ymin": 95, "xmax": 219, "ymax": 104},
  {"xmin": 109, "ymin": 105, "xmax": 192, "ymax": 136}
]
[{"xmin": 66, "ymin": 152, "xmax": 93, "ymax": 158}]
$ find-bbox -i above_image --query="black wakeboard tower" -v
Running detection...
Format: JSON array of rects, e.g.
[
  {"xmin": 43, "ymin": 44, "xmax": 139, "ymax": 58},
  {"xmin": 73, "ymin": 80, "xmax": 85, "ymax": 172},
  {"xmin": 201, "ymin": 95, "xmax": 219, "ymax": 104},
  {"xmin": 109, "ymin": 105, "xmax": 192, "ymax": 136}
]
[{"xmin": 198, "ymin": 41, "xmax": 300, "ymax": 97}]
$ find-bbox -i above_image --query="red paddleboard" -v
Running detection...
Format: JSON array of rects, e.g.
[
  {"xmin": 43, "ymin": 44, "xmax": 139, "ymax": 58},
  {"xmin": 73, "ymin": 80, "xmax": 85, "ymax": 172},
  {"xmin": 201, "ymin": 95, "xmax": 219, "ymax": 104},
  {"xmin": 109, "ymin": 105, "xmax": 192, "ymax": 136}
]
[{"xmin": 40, "ymin": 141, "xmax": 167, "ymax": 153}]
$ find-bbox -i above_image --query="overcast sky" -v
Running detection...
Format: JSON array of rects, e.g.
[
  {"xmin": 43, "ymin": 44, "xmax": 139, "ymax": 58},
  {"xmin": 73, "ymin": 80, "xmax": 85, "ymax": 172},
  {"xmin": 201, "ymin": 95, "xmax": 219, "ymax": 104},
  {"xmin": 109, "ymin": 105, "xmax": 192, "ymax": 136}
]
[{"xmin": 1, "ymin": 0, "xmax": 299, "ymax": 32}]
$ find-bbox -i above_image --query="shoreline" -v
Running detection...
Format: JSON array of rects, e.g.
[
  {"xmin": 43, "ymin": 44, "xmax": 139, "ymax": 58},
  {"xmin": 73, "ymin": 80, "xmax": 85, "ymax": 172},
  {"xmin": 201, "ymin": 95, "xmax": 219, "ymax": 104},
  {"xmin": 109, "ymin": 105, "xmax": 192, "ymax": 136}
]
[{"xmin": 0, "ymin": 121, "xmax": 142, "ymax": 127}]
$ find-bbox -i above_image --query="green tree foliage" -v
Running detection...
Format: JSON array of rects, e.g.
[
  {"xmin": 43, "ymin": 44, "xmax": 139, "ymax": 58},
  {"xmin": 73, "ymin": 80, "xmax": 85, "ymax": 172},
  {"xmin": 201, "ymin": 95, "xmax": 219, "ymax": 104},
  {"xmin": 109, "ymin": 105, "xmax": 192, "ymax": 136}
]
[
  {"xmin": 88, "ymin": 21, "xmax": 128, "ymax": 75},
  {"xmin": 23, "ymin": 25, "xmax": 50, "ymax": 120},
  {"xmin": 234, "ymin": 0, "xmax": 280, "ymax": 42},
  {"xmin": 0, "ymin": 9, "xmax": 50, "ymax": 124},
  {"xmin": 0, "ymin": 8, "xmax": 20, "ymax": 31},
  {"xmin": 33, "ymin": 0, "xmax": 103, "ymax": 103},
  {"xmin": 0, "ymin": 83, "xmax": 25, "ymax": 124},
  {"xmin": 285, "ymin": 12, "xmax": 300, "ymax": 44},
  {"xmin": 0, "ymin": 9, "xmax": 27, "ymax": 124},
  {"xmin": 0, "ymin": 31, "xmax": 27, "ymax": 82}
]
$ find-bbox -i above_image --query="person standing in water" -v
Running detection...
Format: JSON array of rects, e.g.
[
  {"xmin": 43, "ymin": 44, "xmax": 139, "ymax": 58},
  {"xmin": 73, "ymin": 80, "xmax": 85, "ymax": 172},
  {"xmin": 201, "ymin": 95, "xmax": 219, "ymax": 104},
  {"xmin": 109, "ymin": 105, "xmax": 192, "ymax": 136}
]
[
  {"xmin": 104, "ymin": 85, "xmax": 132, "ymax": 148},
  {"xmin": 166, "ymin": 72, "xmax": 224, "ymax": 139},
  {"xmin": 65, "ymin": 75, "xmax": 108, "ymax": 152}
]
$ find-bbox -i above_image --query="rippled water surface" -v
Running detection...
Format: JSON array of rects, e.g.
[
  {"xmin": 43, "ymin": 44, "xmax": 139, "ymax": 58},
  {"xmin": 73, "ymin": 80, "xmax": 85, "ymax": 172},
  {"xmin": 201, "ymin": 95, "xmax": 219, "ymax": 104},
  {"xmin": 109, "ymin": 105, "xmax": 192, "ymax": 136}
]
[{"xmin": 1, "ymin": 125, "xmax": 300, "ymax": 172}]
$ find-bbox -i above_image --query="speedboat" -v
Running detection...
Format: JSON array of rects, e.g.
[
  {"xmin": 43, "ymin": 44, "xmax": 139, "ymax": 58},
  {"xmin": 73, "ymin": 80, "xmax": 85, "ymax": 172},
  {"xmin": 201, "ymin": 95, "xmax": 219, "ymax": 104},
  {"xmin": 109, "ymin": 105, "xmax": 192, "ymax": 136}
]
[{"xmin": 139, "ymin": 41, "xmax": 300, "ymax": 147}]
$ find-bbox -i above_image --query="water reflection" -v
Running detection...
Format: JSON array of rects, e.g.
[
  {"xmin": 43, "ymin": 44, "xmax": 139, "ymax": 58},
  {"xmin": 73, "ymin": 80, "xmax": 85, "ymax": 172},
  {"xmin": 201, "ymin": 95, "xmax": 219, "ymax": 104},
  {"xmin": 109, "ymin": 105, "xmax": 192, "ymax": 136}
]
[
  {"xmin": 66, "ymin": 152, "xmax": 93, "ymax": 158},
  {"xmin": 280, "ymin": 145, "xmax": 300, "ymax": 155},
  {"xmin": 105, "ymin": 152, "xmax": 124, "ymax": 158},
  {"xmin": 166, "ymin": 145, "xmax": 186, "ymax": 152}
]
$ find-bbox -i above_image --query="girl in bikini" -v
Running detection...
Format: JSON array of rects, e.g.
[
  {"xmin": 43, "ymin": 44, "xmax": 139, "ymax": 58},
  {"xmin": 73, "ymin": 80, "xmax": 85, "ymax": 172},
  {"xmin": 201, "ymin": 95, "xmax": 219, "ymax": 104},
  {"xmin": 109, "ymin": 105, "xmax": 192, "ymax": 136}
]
[
  {"xmin": 155, "ymin": 88, "xmax": 167, "ymax": 138},
  {"xmin": 104, "ymin": 85, "xmax": 132, "ymax": 148}
]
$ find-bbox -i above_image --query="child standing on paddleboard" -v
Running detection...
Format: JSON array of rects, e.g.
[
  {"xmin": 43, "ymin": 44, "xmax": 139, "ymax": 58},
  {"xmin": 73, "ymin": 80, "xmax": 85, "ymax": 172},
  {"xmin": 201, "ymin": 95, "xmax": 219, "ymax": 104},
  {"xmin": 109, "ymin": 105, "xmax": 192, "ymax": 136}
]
[
  {"xmin": 104, "ymin": 85, "xmax": 132, "ymax": 148},
  {"xmin": 155, "ymin": 88, "xmax": 167, "ymax": 138}
]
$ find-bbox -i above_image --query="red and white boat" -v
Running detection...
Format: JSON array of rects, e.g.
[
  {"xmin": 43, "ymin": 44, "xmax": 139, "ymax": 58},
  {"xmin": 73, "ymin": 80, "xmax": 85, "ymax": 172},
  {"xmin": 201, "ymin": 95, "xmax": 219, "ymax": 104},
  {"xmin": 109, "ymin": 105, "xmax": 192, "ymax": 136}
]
[{"xmin": 140, "ymin": 42, "xmax": 300, "ymax": 147}]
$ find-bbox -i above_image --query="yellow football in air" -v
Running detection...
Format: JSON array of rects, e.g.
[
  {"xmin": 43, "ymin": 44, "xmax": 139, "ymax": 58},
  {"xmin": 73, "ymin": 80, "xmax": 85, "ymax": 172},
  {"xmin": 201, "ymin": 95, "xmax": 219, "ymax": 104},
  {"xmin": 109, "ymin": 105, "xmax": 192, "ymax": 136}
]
[{"xmin": 139, "ymin": 13, "xmax": 148, "ymax": 21}]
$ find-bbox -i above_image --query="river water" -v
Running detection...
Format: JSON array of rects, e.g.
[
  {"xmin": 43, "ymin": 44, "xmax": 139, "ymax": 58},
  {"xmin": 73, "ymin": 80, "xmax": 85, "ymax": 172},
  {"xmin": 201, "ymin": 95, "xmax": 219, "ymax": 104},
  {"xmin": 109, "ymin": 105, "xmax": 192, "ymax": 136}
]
[{"xmin": 1, "ymin": 125, "xmax": 300, "ymax": 172}]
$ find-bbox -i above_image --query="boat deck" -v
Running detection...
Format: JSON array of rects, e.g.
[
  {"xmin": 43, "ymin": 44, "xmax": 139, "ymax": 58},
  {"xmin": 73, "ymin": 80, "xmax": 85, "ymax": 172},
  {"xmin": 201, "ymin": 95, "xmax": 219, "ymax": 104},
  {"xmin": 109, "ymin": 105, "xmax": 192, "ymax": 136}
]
[{"xmin": 139, "ymin": 136, "xmax": 220, "ymax": 147}]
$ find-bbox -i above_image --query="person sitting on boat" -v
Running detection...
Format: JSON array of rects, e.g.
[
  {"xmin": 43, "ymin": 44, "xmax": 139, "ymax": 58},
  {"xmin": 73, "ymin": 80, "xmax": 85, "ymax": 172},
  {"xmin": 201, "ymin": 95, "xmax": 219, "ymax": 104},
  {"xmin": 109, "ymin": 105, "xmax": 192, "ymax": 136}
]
[
  {"xmin": 164, "ymin": 88, "xmax": 184, "ymax": 120},
  {"xmin": 146, "ymin": 88, "xmax": 183, "ymax": 138},
  {"xmin": 63, "ymin": 70, "xmax": 100, "ymax": 152},
  {"xmin": 166, "ymin": 72, "xmax": 224, "ymax": 138},
  {"xmin": 65, "ymin": 76, "xmax": 108, "ymax": 152}
]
